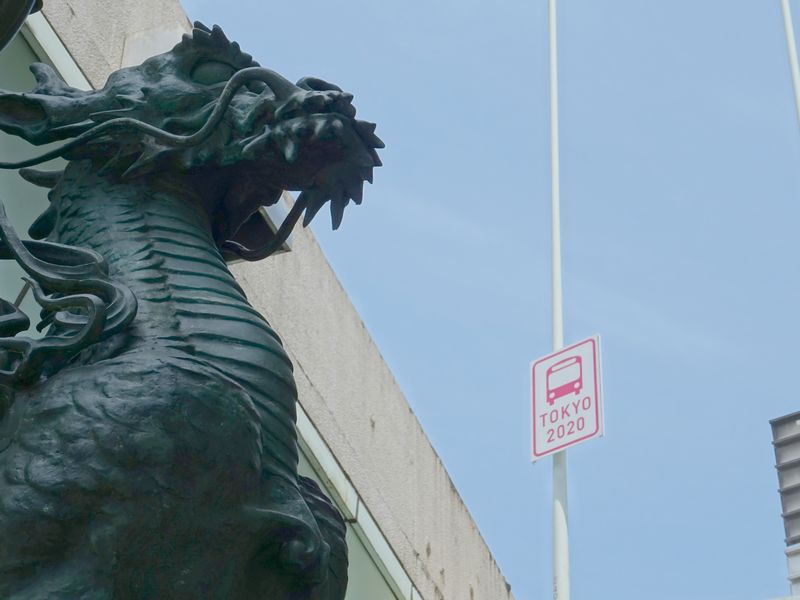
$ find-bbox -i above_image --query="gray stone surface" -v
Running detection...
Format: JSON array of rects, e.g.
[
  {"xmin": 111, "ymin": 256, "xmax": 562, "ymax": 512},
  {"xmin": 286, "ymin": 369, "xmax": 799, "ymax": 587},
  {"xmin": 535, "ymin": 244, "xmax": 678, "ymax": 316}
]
[{"xmin": 42, "ymin": 0, "xmax": 190, "ymax": 87}]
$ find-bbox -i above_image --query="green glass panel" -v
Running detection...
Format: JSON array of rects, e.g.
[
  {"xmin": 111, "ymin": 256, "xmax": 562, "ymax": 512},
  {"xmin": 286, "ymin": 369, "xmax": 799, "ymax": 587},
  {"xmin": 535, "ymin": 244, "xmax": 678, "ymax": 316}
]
[{"xmin": 298, "ymin": 452, "xmax": 402, "ymax": 600}]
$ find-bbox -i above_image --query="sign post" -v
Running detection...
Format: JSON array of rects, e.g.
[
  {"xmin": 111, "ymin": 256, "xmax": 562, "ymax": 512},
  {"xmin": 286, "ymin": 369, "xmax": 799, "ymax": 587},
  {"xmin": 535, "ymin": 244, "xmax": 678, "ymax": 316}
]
[
  {"xmin": 544, "ymin": 2, "xmax": 604, "ymax": 598},
  {"xmin": 547, "ymin": 0, "xmax": 569, "ymax": 598},
  {"xmin": 532, "ymin": 334, "xmax": 604, "ymax": 600}
]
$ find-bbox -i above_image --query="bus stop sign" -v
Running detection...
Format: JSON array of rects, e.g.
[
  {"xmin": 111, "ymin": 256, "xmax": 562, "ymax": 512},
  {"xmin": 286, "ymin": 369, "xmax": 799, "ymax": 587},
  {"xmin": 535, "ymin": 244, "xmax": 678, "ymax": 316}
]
[{"xmin": 531, "ymin": 335, "xmax": 603, "ymax": 461}]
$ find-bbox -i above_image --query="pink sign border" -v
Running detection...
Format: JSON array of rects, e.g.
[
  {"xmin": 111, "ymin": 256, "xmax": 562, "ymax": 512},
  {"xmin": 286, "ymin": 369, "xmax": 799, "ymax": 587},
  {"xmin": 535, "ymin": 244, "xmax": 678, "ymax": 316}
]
[{"xmin": 531, "ymin": 336, "xmax": 602, "ymax": 460}]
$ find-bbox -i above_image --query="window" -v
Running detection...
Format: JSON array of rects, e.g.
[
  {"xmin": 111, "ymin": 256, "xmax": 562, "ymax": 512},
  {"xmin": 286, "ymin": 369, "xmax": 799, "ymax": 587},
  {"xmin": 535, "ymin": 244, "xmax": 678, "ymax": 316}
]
[{"xmin": 0, "ymin": 33, "xmax": 64, "ymax": 335}]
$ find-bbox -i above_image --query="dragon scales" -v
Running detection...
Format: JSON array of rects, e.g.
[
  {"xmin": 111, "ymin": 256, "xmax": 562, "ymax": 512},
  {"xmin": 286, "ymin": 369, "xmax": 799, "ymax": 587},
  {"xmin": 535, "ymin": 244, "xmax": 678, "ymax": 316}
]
[{"xmin": 0, "ymin": 22, "xmax": 382, "ymax": 599}]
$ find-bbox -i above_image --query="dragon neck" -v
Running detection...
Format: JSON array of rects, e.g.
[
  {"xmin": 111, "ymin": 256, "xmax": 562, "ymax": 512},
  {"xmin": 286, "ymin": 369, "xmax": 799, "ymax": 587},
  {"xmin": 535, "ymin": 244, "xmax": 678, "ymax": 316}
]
[
  {"xmin": 45, "ymin": 161, "xmax": 301, "ymax": 482},
  {"xmin": 49, "ymin": 162, "xmax": 252, "ymax": 349}
]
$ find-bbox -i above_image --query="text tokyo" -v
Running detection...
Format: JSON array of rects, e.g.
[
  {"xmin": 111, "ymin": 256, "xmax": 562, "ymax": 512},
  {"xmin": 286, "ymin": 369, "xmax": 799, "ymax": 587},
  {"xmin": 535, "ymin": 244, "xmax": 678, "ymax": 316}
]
[{"xmin": 538, "ymin": 395, "xmax": 593, "ymax": 442}]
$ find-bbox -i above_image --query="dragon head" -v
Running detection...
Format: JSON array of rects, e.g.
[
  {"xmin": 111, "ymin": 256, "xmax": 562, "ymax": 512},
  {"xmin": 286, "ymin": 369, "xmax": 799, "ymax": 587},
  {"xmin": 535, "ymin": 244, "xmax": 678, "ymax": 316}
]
[{"xmin": 0, "ymin": 22, "xmax": 383, "ymax": 259}]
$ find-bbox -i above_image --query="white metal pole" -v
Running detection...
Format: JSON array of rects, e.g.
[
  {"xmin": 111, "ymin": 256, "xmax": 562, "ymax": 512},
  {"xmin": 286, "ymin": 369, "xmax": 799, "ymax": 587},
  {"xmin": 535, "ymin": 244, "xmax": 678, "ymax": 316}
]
[
  {"xmin": 553, "ymin": 451, "xmax": 569, "ymax": 600},
  {"xmin": 549, "ymin": 2, "xmax": 563, "ymax": 352},
  {"xmin": 548, "ymin": 0, "xmax": 570, "ymax": 599},
  {"xmin": 781, "ymin": 0, "xmax": 800, "ymax": 129}
]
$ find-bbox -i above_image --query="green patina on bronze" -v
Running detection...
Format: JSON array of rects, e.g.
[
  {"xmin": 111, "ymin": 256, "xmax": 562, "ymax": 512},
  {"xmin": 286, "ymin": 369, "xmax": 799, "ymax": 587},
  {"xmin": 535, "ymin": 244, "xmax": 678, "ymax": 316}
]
[
  {"xmin": 0, "ymin": 21, "xmax": 382, "ymax": 599},
  {"xmin": 0, "ymin": 0, "xmax": 42, "ymax": 53}
]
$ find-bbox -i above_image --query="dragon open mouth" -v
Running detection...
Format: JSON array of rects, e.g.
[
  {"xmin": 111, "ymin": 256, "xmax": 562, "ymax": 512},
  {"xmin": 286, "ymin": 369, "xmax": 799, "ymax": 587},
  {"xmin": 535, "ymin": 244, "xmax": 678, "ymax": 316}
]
[{"xmin": 0, "ymin": 55, "xmax": 383, "ymax": 258}]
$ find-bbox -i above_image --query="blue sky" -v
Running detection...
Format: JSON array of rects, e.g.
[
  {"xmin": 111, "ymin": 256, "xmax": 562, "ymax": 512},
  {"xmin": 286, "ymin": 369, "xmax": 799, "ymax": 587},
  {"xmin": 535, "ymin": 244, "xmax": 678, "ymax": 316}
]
[{"xmin": 182, "ymin": 1, "xmax": 800, "ymax": 598}]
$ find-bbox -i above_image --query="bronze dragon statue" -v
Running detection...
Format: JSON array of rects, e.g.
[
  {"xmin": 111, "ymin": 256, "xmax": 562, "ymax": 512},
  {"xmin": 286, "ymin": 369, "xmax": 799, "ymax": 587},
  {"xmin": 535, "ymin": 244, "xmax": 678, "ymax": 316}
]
[{"xmin": 0, "ymin": 22, "xmax": 382, "ymax": 599}]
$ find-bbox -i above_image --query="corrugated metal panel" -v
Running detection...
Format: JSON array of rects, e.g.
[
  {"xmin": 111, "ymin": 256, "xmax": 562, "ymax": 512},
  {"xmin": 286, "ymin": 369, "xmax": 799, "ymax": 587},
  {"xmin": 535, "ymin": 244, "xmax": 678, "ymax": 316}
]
[
  {"xmin": 787, "ymin": 545, "xmax": 800, "ymax": 596},
  {"xmin": 784, "ymin": 510, "xmax": 800, "ymax": 546},
  {"xmin": 773, "ymin": 413, "xmax": 800, "ymax": 546},
  {"xmin": 772, "ymin": 411, "xmax": 800, "ymax": 442},
  {"xmin": 782, "ymin": 485, "xmax": 800, "ymax": 515},
  {"xmin": 778, "ymin": 458, "xmax": 800, "ymax": 490},
  {"xmin": 777, "ymin": 434, "xmax": 800, "ymax": 465}
]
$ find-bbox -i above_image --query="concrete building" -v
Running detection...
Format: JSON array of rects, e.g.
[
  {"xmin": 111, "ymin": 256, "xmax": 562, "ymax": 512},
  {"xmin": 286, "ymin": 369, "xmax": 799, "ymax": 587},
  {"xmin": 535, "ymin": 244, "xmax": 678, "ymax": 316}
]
[{"xmin": 0, "ymin": 2, "xmax": 515, "ymax": 598}]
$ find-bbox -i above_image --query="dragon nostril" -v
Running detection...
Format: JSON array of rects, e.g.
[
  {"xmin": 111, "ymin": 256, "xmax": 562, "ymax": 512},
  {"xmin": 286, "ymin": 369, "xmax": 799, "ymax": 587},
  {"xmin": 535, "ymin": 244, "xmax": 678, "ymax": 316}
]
[
  {"xmin": 291, "ymin": 121, "xmax": 311, "ymax": 137},
  {"xmin": 274, "ymin": 99, "xmax": 302, "ymax": 122},
  {"xmin": 303, "ymin": 95, "xmax": 327, "ymax": 112}
]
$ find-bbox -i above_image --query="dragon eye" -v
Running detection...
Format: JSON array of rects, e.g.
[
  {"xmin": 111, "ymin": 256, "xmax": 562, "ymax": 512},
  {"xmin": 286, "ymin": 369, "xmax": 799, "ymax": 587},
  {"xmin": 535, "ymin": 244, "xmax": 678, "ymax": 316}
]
[{"xmin": 191, "ymin": 60, "xmax": 237, "ymax": 85}]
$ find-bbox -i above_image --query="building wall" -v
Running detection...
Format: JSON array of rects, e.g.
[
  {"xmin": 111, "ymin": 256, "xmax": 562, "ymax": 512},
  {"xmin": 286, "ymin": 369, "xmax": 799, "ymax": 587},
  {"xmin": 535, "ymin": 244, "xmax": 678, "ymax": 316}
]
[
  {"xmin": 11, "ymin": 3, "xmax": 516, "ymax": 598},
  {"xmin": 235, "ymin": 228, "xmax": 514, "ymax": 600},
  {"xmin": 41, "ymin": 0, "xmax": 191, "ymax": 86}
]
